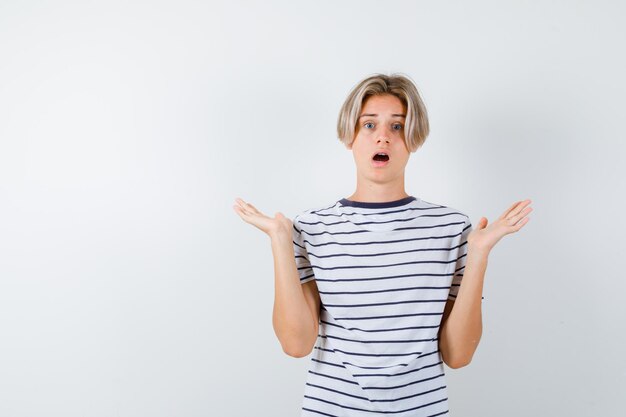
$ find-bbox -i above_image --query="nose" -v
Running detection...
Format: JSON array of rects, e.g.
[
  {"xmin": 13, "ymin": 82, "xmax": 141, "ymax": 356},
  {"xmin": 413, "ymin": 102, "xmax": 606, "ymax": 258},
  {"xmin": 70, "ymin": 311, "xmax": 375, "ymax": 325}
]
[{"xmin": 377, "ymin": 126, "xmax": 392, "ymax": 144}]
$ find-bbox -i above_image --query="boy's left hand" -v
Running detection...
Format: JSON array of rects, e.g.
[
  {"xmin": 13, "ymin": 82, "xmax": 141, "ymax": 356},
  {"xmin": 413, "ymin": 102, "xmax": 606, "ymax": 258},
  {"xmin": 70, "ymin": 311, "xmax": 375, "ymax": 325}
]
[{"xmin": 468, "ymin": 199, "xmax": 532, "ymax": 253}]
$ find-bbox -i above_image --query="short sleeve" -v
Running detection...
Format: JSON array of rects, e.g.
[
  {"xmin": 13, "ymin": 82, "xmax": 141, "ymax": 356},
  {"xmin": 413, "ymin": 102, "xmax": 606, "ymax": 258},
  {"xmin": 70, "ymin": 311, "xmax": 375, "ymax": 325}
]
[
  {"xmin": 448, "ymin": 216, "xmax": 473, "ymax": 300},
  {"xmin": 292, "ymin": 215, "xmax": 315, "ymax": 284}
]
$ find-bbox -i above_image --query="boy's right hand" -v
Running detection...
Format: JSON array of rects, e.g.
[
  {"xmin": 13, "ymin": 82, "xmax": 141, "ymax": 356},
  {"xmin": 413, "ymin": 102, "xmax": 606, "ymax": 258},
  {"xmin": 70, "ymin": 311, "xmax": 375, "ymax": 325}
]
[{"xmin": 233, "ymin": 197, "xmax": 293, "ymax": 241}]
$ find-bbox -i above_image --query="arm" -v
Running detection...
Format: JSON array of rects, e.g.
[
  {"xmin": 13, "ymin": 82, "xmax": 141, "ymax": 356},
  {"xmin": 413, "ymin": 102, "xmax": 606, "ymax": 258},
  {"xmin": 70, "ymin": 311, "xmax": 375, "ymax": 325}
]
[
  {"xmin": 438, "ymin": 246, "xmax": 489, "ymax": 368},
  {"xmin": 232, "ymin": 197, "xmax": 320, "ymax": 358},
  {"xmin": 270, "ymin": 231, "xmax": 321, "ymax": 358},
  {"xmin": 438, "ymin": 199, "xmax": 532, "ymax": 369}
]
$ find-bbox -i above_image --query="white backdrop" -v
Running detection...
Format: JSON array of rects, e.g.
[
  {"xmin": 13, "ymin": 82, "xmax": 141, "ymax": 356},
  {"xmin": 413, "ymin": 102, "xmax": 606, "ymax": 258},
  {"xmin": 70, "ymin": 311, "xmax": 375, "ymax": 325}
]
[{"xmin": 1, "ymin": 1, "xmax": 624, "ymax": 416}]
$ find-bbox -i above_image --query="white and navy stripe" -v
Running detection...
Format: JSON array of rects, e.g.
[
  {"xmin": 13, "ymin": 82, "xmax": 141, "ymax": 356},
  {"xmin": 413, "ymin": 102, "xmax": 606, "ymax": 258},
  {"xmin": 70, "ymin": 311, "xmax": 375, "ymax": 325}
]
[{"xmin": 292, "ymin": 196, "xmax": 472, "ymax": 416}]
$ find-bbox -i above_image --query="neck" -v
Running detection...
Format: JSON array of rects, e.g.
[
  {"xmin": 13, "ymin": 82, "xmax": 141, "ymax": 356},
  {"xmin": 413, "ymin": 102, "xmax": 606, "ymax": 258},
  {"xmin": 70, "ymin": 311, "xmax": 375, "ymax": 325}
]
[{"xmin": 347, "ymin": 173, "xmax": 409, "ymax": 203}]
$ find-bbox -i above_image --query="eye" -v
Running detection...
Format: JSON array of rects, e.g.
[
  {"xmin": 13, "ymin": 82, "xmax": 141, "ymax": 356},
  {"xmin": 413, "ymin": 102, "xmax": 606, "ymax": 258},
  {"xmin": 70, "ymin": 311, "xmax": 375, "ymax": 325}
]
[
  {"xmin": 364, "ymin": 122, "xmax": 374, "ymax": 129},
  {"xmin": 392, "ymin": 123, "xmax": 403, "ymax": 130}
]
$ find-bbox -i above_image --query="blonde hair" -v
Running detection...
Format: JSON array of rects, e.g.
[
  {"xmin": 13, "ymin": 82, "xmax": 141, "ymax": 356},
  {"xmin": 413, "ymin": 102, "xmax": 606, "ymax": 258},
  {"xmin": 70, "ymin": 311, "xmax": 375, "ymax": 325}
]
[{"xmin": 336, "ymin": 73, "xmax": 430, "ymax": 153}]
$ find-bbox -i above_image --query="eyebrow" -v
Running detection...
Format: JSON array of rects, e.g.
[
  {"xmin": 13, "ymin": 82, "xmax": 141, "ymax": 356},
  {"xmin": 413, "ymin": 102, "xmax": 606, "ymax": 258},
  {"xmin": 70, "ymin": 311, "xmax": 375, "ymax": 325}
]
[{"xmin": 358, "ymin": 113, "xmax": 406, "ymax": 119}]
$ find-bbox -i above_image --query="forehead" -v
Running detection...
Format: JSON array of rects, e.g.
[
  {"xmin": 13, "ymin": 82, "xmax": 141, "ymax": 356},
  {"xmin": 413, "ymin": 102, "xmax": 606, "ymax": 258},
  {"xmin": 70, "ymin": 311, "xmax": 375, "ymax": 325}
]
[{"xmin": 361, "ymin": 94, "xmax": 406, "ymax": 114}]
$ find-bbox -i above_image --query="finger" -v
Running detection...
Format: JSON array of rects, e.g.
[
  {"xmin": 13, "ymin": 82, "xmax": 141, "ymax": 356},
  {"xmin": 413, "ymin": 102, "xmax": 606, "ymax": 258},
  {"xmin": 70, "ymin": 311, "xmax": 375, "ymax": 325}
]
[
  {"xmin": 499, "ymin": 201, "xmax": 521, "ymax": 221},
  {"xmin": 245, "ymin": 201, "xmax": 261, "ymax": 214},
  {"xmin": 506, "ymin": 204, "xmax": 533, "ymax": 222},
  {"xmin": 237, "ymin": 198, "xmax": 261, "ymax": 214},
  {"xmin": 233, "ymin": 205, "xmax": 250, "ymax": 218},
  {"xmin": 235, "ymin": 198, "xmax": 254, "ymax": 214},
  {"xmin": 502, "ymin": 199, "xmax": 532, "ymax": 221},
  {"xmin": 505, "ymin": 207, "xmax": 533, "ymax": 229},
  {"xmin": 234, "ymin": 206, "xmax": 262, "ymax": 228},
  {"xmin": 512, "ymin": 216, "xmax": 530, "ymax": 231},
  {"xmin": 515, "ymin": 206, "xmax": 533, "ymax": 222},
  {"xmin": 234, "ymin": 198, "xmax": 246, "ymax": 211},
  {"xmin": 235, "ymin": 200, "xmax": 256, "ymax": 216}
]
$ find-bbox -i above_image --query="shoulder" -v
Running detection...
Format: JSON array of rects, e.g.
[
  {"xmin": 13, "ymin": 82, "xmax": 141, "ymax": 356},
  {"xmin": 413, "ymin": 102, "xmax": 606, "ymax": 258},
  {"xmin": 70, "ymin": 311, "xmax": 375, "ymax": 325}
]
[
  {"xmin": 293, "ymin": 200, "xmax": 339, "ymax": 229},
  {"xmin": 418, "ymin": 198, "xmax": 471, "ymax": 225}
]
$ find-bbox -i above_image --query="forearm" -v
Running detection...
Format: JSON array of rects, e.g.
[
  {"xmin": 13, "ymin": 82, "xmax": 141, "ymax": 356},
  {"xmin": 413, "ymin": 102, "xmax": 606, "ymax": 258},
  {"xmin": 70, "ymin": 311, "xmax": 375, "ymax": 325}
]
[
  {"xmin": 270, "ymin": 233, "xmax": 317, "ymax": 356},
  {"xmin": 439, "ymin": 245, "xmax": 489, "ymax": 368}
]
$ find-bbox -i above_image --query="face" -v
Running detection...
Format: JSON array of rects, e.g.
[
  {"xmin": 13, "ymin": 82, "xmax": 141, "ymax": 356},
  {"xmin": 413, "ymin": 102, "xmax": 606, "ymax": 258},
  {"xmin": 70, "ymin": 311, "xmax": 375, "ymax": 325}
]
[{"xmin": 346, "ymin": 93, "xmax": 410, "ymax": 183}]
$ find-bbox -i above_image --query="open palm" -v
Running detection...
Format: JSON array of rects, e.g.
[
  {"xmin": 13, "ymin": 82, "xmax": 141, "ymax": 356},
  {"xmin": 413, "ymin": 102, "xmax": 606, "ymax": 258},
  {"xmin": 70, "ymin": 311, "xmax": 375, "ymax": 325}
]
[
  {"xmin": 232, "ymin": 197, "xmax": 293, "ymax": 240},
  {"xmin": 468, "ymin": 199, "xmax": 533, "ymax": 252}
]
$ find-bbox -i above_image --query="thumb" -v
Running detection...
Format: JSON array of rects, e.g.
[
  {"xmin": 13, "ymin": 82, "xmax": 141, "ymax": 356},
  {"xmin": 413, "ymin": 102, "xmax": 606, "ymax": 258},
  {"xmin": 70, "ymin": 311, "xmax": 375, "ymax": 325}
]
[{"xmin": 476, "ymin": 217, "xmax": 488, "ymax": 229}]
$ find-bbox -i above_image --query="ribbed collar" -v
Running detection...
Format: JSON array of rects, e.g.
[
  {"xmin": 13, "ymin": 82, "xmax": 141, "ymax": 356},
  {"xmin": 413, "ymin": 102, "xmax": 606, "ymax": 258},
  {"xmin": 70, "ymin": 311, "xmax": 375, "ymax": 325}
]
[{"xmin": 338, "ymin": 195, "xmax": 417, "ymax": 208}]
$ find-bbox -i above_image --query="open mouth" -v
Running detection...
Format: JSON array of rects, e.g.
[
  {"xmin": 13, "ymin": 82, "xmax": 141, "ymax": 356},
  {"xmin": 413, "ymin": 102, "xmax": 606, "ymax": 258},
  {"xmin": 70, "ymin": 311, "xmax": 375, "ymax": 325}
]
[
  {"xmin": 372, "ymin": 152, "xmax": 389, "ymax": 165},
  {"xmin": 372, "ymin": 153, "xmax": 390, "ymax": 162}
]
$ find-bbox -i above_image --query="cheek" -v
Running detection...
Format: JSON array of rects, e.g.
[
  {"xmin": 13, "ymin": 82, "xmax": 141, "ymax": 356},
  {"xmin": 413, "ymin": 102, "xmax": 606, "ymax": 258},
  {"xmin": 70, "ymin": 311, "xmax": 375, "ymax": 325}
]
[
  {"xmin": 393, "ymin": 140, "xmax": 408, "ymax": 153},
  {"xmin": 394, "ymin": 149, "xmax": 410, "ymax": 164}
]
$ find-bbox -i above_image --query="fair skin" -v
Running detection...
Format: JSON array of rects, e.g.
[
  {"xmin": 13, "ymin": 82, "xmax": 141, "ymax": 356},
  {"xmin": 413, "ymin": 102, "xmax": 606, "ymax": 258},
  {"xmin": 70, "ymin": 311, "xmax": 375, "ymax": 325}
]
[
  {"xmin": 232, "ymin": 93, "xmax": 533, "ymax": 365},
  {"xmin": 344, "ymin": 93, "xmax": 411, "ymax": 203}
]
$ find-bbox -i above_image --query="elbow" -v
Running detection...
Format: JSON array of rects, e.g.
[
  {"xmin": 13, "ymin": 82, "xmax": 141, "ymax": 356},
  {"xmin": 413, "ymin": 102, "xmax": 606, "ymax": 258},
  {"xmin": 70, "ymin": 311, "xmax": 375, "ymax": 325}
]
[
  {"xmin": 280, "ymin": 330, "xmax": 317, "ymax": 358},
  {"xmin": 444, "ymin": 356, "xmax": 472, "ymax": 369},
  {"xmin": 284, "ymin": 347, "xmax": 311, "ymax": 358},
  {"xmin": 273, "ymin": 316, "xmax": 319, "ymax": 358},
  {"xmin": 443, "ymin": 350, "xmax": 476, "ymax": 369},
  {"xmin": 282, "ymin": 342, "xmax": 313, "ymax": 358},
  {"xmin": 440, "ymin": 332, "xmax": 482, "ymax": 369}
]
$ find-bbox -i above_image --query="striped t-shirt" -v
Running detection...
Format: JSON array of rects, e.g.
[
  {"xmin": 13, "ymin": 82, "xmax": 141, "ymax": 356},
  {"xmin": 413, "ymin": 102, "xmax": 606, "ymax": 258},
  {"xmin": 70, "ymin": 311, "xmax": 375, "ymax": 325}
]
[{"xmin": 291, "ymin": 195, "xmax": 473, "ymax": 417}]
